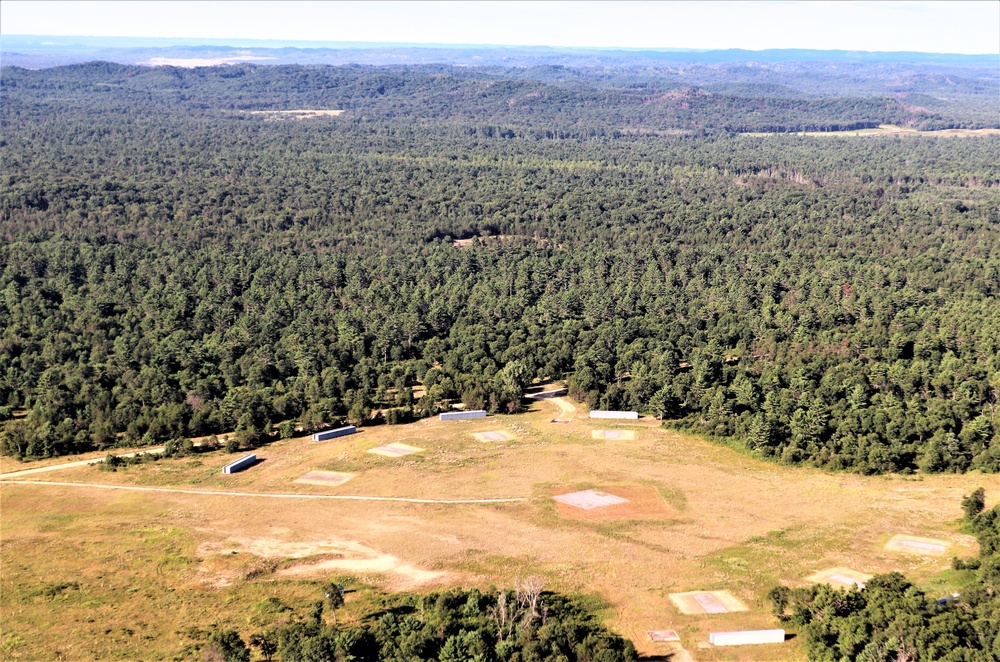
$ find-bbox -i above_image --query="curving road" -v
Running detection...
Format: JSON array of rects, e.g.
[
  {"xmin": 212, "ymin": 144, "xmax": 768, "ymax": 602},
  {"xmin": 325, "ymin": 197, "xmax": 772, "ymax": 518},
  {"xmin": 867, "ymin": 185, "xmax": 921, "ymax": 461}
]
[{"xmin": 0, "ymin": 479, "xmax": 527, "ymax": 504}]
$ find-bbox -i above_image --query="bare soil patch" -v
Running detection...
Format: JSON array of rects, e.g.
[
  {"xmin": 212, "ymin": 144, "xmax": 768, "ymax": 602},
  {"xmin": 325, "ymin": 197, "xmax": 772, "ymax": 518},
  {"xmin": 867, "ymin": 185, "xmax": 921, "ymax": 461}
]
[
  {"xmin": 552, "ymin": 485, "xmax": 677, "ymax": 521},
  {"xmin": 198, "ymin": 536, "xmax": 445, "ymax": 589}
]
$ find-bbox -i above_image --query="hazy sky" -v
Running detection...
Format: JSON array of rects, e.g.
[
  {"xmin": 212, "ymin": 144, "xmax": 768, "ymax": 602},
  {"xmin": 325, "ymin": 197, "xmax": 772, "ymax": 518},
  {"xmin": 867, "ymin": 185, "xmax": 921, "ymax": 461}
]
[{"xmin": 2, "ymin": 1, "xmax": 998, "ymax": 54}]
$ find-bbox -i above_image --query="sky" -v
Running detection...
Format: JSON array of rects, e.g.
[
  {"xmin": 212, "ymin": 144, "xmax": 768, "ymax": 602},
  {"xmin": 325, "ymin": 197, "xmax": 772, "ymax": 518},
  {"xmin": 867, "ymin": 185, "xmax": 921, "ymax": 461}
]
[{"xmin": 2, "ymin": 1, "xmax": 998, "ymax": 55}]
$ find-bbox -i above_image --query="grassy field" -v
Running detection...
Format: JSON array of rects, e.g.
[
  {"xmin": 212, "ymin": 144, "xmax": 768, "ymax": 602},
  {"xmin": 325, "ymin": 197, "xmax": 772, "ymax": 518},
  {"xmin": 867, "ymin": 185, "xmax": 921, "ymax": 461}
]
[{"xmin": 2, "ymin": 396, "xmax": 996, "ymax": 660}]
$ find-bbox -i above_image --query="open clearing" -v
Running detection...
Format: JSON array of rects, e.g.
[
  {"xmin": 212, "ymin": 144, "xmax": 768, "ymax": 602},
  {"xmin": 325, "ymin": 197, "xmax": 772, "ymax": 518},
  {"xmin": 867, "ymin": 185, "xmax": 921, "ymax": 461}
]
[
  {"xmin": 248, "ymin": 109, "xmax": 345, "ymax": 119},
  {"xmin": 744, "ymin": 124, "xmax": 1000, "ymax": 138},
  {"xmin": 2, "ymin": 393, "xmax": 997, "ymax": 660}
]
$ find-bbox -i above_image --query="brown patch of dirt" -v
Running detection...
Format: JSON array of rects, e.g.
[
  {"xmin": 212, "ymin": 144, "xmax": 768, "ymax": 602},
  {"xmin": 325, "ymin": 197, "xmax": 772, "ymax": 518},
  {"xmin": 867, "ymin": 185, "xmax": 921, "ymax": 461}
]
[
  {"xmin": 197, "ymin": 536, "xmax": 446, "ymax": 590},
  {"xmin": 552, "ymin": 485, "xmax": 677, "ymax": 521}
]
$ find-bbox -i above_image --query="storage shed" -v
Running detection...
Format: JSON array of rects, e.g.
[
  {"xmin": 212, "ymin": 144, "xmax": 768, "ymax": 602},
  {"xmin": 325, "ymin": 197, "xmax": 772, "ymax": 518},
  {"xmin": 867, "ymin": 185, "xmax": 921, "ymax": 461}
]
[
  {"xmin": 440, "ymin": 410, "xmax": 487, "ymax": 421},
  {"xmin": 589, "ymin": 410, "xmax": 639, "ymax": 420},
  {"xmin": 709, "ymin": 630, "xmax": 785, "ymax": 646},
  {"xmin": 312, "ymin": 425, "xmax": 357, "ymax": 441},
  {"xmin": 222, "ymin": 454, "xmax": 257, "ymax": 474}
]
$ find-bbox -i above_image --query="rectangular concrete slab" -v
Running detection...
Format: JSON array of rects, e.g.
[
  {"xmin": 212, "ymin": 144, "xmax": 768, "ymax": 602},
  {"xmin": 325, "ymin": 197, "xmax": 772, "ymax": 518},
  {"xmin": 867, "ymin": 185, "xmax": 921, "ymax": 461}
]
[
  {"xmin": 294, "ymin": 470, "xmax": 356, "ymax": 487},
  {"xmin": 805, "ymin": 567, "xmax": 872, "ymax": 589},
  {"xmin": 669, "ymin": 591, "xmax": 748, "ymax": 615},
  {"xmin": 648, "ymin": 630, "xmax": 680, "ymax": 642},
  {"xmin": 367, "ymin": 443, "xmax": 424, "ymax": 457},
  {"xmin": 591, "ymin": 429, "xmax": 637, "ymax": 440},
  {"xmin": 553, "ymin": 489, "xmax": 630, "ymax": 510},
  {"xmin": 885, "ymin": 534, "xmax": 949, "ymax": 556},
  {"xmin": 472, "ymin": 430, "xmax": 516, "ymax": 442},
  {"xmin": 693, "ymin": 592, "xmax": 728, "ymax": 614}
]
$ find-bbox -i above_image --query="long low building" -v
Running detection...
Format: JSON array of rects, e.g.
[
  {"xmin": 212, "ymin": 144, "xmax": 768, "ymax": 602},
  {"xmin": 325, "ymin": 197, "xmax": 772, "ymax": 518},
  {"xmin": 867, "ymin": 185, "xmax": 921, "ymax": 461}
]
[
  {"xmin": 589, "ymin": 410, "xmax": 639, "ymax": 420},
  {"xmin": 709, "ymin": 630, "xmax": 786, "ymax": 646},
  {"xmin": 222, "ymin": 454, "xmax": 257, "ymax": 474},
  {"xmin": 312, "ymin": 425, "xmax": 357, "ymax": 441},
  {"xmin": 440, "ymin": 410, "xmax": 487, "ymax": 421}
]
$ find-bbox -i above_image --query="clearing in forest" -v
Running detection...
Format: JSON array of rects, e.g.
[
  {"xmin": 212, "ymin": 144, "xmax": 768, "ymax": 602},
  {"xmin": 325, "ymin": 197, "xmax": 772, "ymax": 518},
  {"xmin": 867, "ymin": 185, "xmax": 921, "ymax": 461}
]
[
  {"xmin": 248, "ymin": 109, "xmax": 345, "ymax": 119},
  {"xmin": 2, "ymin": 391, "xmax": 997, "ymax": 661}
]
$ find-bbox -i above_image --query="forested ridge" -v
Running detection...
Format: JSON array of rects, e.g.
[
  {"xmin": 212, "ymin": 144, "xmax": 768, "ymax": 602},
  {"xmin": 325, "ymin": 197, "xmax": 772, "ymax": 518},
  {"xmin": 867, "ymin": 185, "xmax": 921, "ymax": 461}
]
[{"xmin": 1, "ymin": 62, "xmax": 999, "ymax": 474}]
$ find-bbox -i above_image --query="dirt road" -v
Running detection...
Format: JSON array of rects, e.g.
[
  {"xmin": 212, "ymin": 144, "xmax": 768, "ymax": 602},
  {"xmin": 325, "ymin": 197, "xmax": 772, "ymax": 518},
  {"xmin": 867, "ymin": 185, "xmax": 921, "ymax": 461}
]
[{"xmin": 0, "ymin": 479, "xmax": 526, "ymax": 504}]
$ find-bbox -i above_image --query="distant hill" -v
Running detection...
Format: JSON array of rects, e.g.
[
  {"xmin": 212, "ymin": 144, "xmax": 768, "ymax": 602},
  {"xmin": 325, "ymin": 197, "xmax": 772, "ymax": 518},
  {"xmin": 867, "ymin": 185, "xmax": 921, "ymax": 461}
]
[{"xmin": 2, "ymin": 34, "xmax": 997, "ymax": 70}]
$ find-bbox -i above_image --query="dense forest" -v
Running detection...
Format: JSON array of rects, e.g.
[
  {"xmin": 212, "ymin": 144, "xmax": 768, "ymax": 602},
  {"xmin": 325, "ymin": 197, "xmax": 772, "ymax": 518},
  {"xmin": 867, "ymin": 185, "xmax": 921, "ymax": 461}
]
[
  {"xmin": 770, "ymin": 489, "xmax": 1000, "ymax": 661},
  {"xmin": 1, "ymin": 62, "xmax": 999, "ymax": 474},
  {"xmin": 189, "ymin": 582, "xmax": 637, "ymax": 662}
]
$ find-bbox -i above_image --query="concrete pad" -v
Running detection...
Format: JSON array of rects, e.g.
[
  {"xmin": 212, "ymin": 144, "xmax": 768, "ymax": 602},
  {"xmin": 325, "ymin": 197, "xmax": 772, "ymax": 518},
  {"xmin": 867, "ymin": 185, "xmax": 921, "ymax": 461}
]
[
  {"xmin": 591, "ymin": 429, "xmax": 636, "ymax": 440},
  {"xmin": 804, "ymin": 567, "xmax": 872, "ymax": 589},
  {"xmin": 472, "ymin": 430, "xmax": 516, "ymax": 442},
  {"xmin": 367, "ymin": 443, "xmax": 424, "ymax": 458},
  {"xmin": 648, "ymin": 630, "xmax": 680, "ymax": 642},
  {"xmin": 553, "ymin": 489, "xmax": 629, "ymax": 510},
  {"xmin": 669, "ymin": 591, "xmax": 748, "ymax": 615},
  {"xmin": 885, "ymin": 534, "xmax": 949, "ymax": 556},
  {"xmin": 294, "ymin": 471, "xmax": 356, "ymax": 487}
]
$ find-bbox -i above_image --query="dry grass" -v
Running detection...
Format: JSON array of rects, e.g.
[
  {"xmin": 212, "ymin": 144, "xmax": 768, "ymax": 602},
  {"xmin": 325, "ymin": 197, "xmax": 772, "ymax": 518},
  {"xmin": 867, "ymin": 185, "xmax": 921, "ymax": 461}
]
[{"xmin": 3, "ymin": 395, "xmax": 997, "ymax": 660}]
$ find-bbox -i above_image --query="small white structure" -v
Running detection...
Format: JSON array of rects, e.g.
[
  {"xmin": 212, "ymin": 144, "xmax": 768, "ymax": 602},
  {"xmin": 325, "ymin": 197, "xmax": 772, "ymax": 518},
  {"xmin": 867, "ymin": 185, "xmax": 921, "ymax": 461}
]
[
  {"xmin": 589, "ymin": 410, "xmax": 639, "ymax": 420},
  {"xmin": 440, "ymin": 410, "xmax": 487, "ymax": 421},
  {"xmin": 312, "ymin": 425, "xmax": 357, "ymax": 441},
  {"xmin": 709, "ymin": 630, "xmax": 785, "ymax": 647},
  {"xmin": 222, "ymin": 454, "xmax": 256, "ymax": 474}
]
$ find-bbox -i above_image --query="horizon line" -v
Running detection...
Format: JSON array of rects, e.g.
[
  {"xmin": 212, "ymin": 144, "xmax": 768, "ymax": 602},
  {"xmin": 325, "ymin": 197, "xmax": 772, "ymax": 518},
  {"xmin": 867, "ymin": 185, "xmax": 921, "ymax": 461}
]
[{"xmin": 3, "ymin": 34, "xmax": 998, "ymax": 58}]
